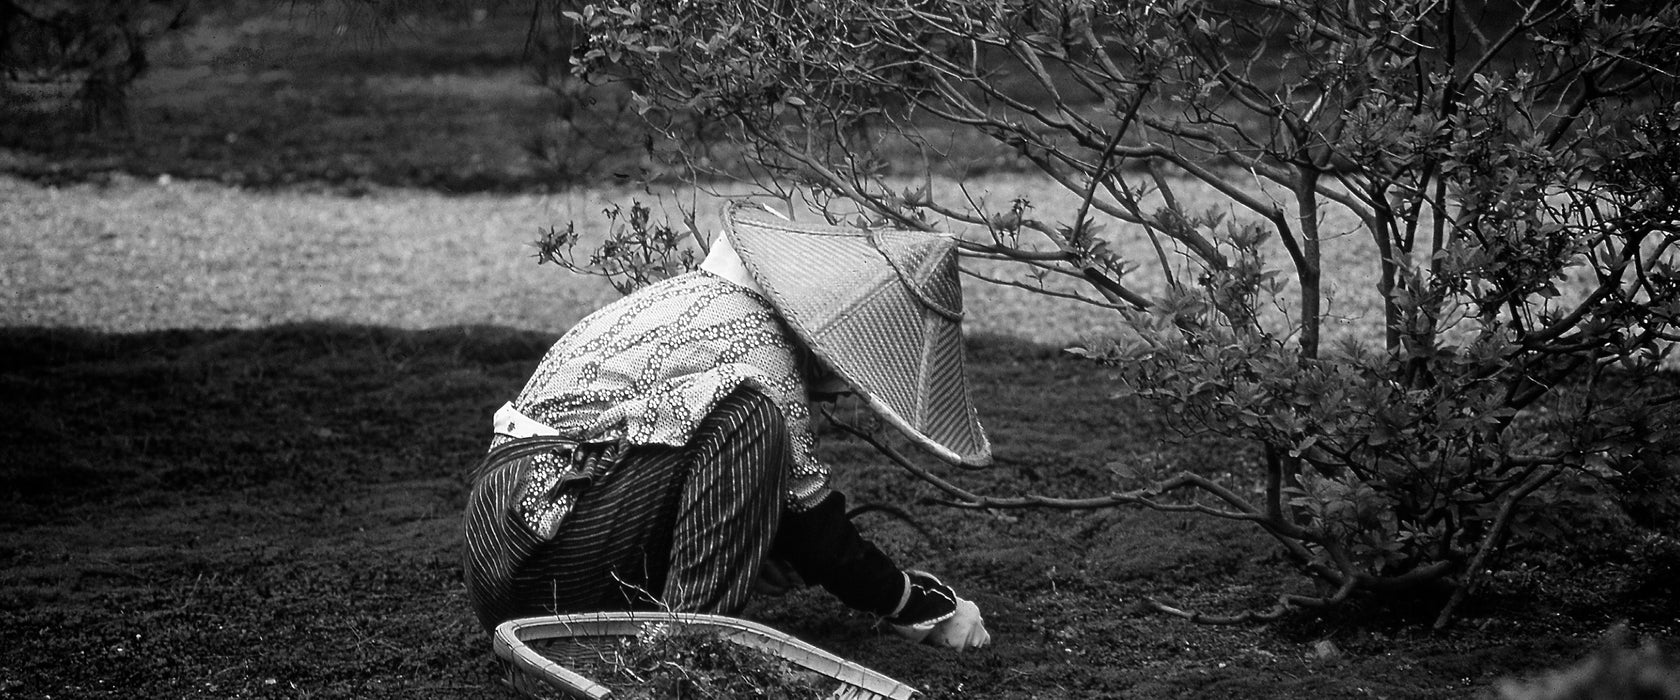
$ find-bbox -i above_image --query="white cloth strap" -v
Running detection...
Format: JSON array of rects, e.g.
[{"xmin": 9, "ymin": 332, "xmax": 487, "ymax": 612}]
[
  {"xmin": 493, "ymin": 402, "xmax": 560, "ymax": 439},
  {"xmin": 699, "ymin": 229, "xmax": 768, "ymax": 297}
]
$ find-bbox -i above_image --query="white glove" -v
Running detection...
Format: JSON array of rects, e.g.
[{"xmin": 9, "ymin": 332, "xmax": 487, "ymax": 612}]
[
  {"xmin": 926, "ymin": 598, "xmax": 990, "ymax": 650},
  {"xmin": 887, "ymin": 571, "xmax": 991, "ymax": 651}
]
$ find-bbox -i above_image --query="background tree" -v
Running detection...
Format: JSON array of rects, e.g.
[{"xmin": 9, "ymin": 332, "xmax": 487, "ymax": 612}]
[
  {"xmin": 542, "ymin": 0, "xmax": 1679, "ymax": 628},
  {"xmin": 1, "ymin": 0, "xmax": 194, "ymax": 130}
]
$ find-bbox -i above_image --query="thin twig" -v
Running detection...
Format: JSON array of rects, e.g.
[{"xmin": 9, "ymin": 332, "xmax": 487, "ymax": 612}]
[{"xmin": 1147, "ymin": 575, "xmax": 1359, "ymax": 625}]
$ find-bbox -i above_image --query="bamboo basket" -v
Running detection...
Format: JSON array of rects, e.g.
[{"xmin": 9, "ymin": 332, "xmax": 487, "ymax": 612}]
[{"xmin": 494, "ymin": 612, "xmax": 919, "ymax": 699}]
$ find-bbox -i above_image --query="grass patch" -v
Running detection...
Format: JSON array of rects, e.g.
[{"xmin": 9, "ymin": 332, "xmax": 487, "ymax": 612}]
[
  {"xmin": 0, "ymin": 5, "xmax": 1255, "ymax": 192},
  {"xmin": 0, "ymin": 173, "xmax": 1139, "ymax": 344},
  {"xmin": 1, "ymin": 8, "xmax": 557, "ymax": 192}
]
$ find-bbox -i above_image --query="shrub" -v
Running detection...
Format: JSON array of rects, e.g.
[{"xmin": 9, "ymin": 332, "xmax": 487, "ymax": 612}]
[
  {"xmin": 0, "ymin": 0, "xmax": 193, "ymax": 130},
  {"xmin": 521, "ymin": 1, "xmax": 742, "ymax": 184},
  {"xmin": 546, "ymin": 0, "xmax": 1680, "ymax": 628}
]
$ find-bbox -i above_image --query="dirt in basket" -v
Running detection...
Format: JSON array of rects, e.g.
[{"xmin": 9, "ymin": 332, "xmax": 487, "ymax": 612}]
[{"xmin": 540, "ymin": 624, "xmax": 832, "ymax": 700}]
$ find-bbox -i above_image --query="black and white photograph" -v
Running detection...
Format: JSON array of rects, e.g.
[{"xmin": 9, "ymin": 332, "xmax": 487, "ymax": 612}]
[{"xmin": 2, "ymin": 0, "xmax": 1676, "ymax": 697}]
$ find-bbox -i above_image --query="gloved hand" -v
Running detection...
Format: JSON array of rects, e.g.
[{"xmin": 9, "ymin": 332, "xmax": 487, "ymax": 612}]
[
  {"xmin": 886, "ymin": 571, "xmax": 991, "ymax": 651},
  {"xmin": 926, "ymin": 598, "xmax": 990, "ymax": 650}
]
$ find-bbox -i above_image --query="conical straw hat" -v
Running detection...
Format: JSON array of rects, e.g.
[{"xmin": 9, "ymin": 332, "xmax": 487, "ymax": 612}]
[{"xmin": 723, "ymin": 203, "xmax": 991, "ymax": 467}]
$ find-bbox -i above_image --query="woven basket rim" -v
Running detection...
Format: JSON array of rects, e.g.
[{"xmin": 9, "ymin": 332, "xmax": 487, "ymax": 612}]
[{"xmin": 494, "ymin": 611, "xmax": 920, "ymax": 700}]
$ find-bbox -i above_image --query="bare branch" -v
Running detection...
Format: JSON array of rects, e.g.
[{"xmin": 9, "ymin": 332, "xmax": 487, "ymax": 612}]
[
  {"xmin": 826, "ymin": 410, "xmax": 1342, "ymax": 584},
  {"xmin": 830, "ymin": 411, "xmax": 1263, "ymax": 517},
  {"xmin": 1147, "ymin": 575, "xmax": 1359, "ymax": 625},
  {"xmin": 1433, "ymin": 464, "xmax": 1564, "ymax": 629},
  {"xmin": 960, "ymin": 268, "xmax": 1129, "ymax": 310}
]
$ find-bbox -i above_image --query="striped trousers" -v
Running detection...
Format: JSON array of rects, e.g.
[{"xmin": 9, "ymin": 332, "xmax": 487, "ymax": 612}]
[{"xmin": 463, "ymin": 388, "xmax": 788, "ymax": 630}]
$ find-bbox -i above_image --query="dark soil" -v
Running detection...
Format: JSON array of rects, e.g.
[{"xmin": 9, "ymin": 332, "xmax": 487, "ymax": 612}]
[
  {"xmin": 556, "ymin": 629, "xmax": 831, "ymax": 699},
  {"xmin": 0, "ymin": 325, "xmax": 1673, "ymax": 699}
]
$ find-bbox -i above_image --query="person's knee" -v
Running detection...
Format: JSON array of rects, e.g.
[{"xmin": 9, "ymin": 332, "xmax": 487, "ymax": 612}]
[
  {"xmin": 732, "ymin": 385, "xmax": 785, "ymax": 430},
  {"xmin": 694, "ymin": 385, "xmax": 788, "ymax": 486},
  {"xmin": 711, "ymin": 385, "xmax": 786, "ymax": 444}
]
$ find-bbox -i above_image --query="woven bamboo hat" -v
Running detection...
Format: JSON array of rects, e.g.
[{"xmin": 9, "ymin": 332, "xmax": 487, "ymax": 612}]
[{"xmin": 722, "ymin": 203, "xmax": 991, "ymax": 467}]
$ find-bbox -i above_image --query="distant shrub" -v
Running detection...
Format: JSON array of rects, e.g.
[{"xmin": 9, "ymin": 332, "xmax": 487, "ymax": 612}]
[
  {"xmin": 516, "ymin": 2, "xmax": 741, "ymax": 184},
  {"xmin": 0, "ymin": 0, "xmax": 194, "ymax": 130}
]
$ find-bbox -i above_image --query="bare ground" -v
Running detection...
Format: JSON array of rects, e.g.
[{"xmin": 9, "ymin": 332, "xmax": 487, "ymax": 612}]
[{"xmin": 0, "ymin": 325, "xmax": 1673, "ymax": 699}]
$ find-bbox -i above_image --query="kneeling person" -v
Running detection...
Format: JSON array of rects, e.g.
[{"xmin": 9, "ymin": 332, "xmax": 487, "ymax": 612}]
[{"xmin": 462, "ymin": 203, "xmax": 992, "ymax": 651}]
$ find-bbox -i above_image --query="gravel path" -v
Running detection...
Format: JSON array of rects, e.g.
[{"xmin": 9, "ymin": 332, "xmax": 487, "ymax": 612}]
[{"xmin": 1, "ymin": 174, "xmax": 1130, "ymax": 344}]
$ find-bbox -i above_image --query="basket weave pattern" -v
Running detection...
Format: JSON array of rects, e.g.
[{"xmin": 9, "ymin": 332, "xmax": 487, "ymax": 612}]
[{"xmin": 495, "ymin": 612, "xmax": 919, "ymax": 699}]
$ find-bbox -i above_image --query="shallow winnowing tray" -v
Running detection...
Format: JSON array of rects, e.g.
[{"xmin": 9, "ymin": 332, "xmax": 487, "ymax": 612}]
[{"xmin": 494, "ymin": 612, "xmax": 919, "ymax": 700}]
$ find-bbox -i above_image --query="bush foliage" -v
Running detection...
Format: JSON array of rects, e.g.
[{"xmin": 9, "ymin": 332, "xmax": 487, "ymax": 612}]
[{"xmin": 539, "ymin": 0, "xmax": 1680, "ymax": 628}]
